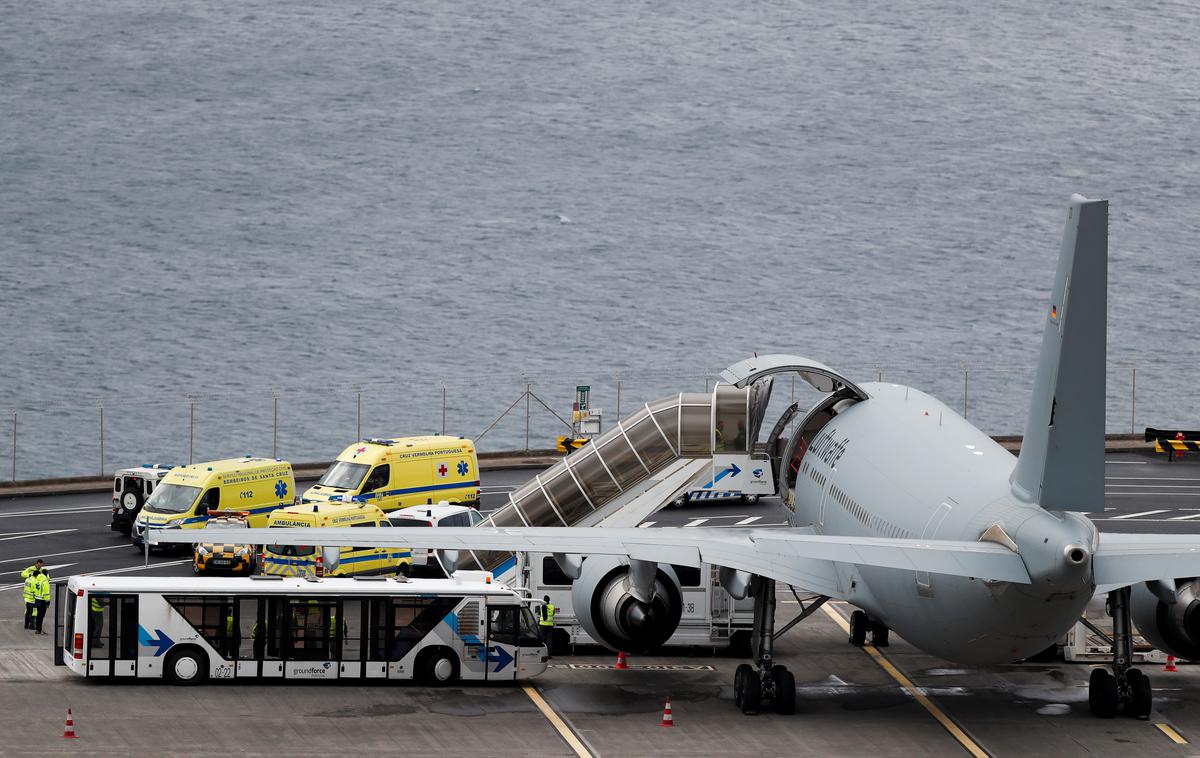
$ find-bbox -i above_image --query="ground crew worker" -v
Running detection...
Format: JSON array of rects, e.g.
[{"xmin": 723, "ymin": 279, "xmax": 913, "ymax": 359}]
[
  {"xmin": 20, "ymin": 559, "xmax": 44, "ymax": 581},
  {"xmin": 33, "ymin": 569, "xmax": 51, "ymax": 635},
  {"xmin": 22, "ymin": 572, "xmax": 38, "ymax": 630},
  {"xmin": 89, "ymin": 596, "xmax": 105, "ymax": 647},
  {"xmin": 538, "ymin": 595, "xmax": 556, "ymax": 651}
]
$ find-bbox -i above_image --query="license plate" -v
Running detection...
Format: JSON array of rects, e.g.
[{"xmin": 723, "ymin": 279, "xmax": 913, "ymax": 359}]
[{"xmin": 211, "ymin": 559, "xmax": 230, "ymax": 566}]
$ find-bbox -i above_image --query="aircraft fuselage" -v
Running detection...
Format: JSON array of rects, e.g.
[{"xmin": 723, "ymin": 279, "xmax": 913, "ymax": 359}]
[{"xmin": 791, "ymin": 382, "xmax": 1096, "ymax": 664}]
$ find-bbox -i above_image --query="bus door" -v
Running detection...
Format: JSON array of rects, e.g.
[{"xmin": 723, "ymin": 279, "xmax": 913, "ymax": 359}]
[
  {"xmin": 282, "ymin": 597, "xmax": 338, "ymax": 680},
  {"xmin": 338, "ymin": 598, "xmax": 364, "ymax": 678},
  {"xmin": 365, "ymin": 598, "xmax": 390, "ymax": 679},
  {"xmin": 485, "ymin": 604, "xmax": 527, "ymax": 682},
  {"xmin": 455, "ymin": 598, "xmax": 489, "ymax": 681},
  {"xmin": 53, "ymin": 583, "xmax": 69, "ymax": 667},
  {"xmin": 85, "ymin": 593, "xmax": 139, "ymax": 677}
]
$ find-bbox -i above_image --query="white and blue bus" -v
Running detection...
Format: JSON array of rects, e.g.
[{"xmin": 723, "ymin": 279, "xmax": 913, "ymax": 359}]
[{"xmin": 55, "ymin": 572, "xmax": 547, "ymax": 684}]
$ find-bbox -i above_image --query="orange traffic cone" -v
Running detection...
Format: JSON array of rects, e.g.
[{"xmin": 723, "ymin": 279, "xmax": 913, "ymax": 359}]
[
  {"xmin": 62, "ymin": 708, "xmax": 77, "ymax": 739},
  {"xmin": 1166, "ymin": 655, "xmax": 1179, "ymax": 672},
  {"xmin": 615, "ymin": 651, "xmax": 628, "ymax": 670},
  {"xmin": 659, "ymin": 696, "xmax": 675, "ymax": 727}
]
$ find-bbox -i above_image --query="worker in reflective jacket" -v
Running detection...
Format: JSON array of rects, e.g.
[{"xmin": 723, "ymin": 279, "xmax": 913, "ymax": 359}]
[
  {"xmin": 538, "ymin": 595, "xmax": 556, "ymax": 648},
  {"xmin": 22, "ymin": 572, "xmax": 38, "ymax": 630},
  {"xmin": 33, "ymin": 570, "xmax": 51, "ymax": 635}
]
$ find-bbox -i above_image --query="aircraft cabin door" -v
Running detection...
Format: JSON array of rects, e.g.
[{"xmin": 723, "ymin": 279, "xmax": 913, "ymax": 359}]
[{"xmin": 916, "ymin": 503, "xmax": 952, "ymax": 598}]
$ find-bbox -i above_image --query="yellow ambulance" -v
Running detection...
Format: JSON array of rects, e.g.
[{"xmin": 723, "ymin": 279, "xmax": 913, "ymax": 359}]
[
  {"xmin": 260, "ymin": 501, "xmax": 412, "ymax": 577},
  {"xmin": 132, "ymin": 457, "xmax": 295, "ymax": 548},
  {"xmin": 304, "ymin": 436, "xmax": 480, "ymax": 511}
]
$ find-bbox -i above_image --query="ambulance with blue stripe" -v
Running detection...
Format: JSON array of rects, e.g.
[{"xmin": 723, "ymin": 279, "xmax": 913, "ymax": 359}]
[
  {"xmin": 261, "ymin": 501, "xmax": 412, "ymax": 577},
  {"xmin": 304, "ymin": 436, "xmax": 480, "ymax": 511},
  {"xmin": 132, "ymin": 458, "xmax": 295, "ymax": 548}
]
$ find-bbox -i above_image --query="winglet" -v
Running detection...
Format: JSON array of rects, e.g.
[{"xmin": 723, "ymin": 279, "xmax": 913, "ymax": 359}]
[{"xmin": 1009, "ymin": 195, "xmax": 1108, "ymax": 512}]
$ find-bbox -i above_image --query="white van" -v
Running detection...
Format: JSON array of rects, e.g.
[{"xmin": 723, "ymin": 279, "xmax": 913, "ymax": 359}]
[{"xmin": 385, "ymin": 502, "xmax": 484, "ymax": 576}]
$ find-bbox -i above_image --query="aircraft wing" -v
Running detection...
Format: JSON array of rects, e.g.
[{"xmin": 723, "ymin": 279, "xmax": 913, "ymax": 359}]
[
  {"xmin": 153, "ymin": 526, "xmax": 1031, "ymax": 597},
  {"xmin": 1093, "ymin": 532, "xmax": 1200, "ymax": 586}
]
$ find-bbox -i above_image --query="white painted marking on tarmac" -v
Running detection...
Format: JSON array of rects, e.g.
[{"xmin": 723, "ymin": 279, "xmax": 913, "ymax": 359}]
[
  {"xmin": 0, "ymin": 529, "xmax": 76, "ymax": 541},
  {"xmin": 684, "ymin": 518, "xmax": 709, "ymax": 527},
  {"xmin": 734, "ymin": 516, "xmax": 761, "ymax": 525},
  {"xmin": 0, "ymin": 562, "xmax": 74, "ymax": 578},
  {"xmin": 1107, "ymin": 476, "xmax": 1200, "ymax": 481},
  {"xmin": 1112, "ymin": 510, "xmax": 1169, "ymax": 519},
  {"xmin": 637, "ymin": 521, "xmax": 655, "ymax": 528},
  {"xmin": 0, "ymin": 506, "xmax": 110, "ymax": 518},
  {"xmin": 1105, "ymin": 493, "xmax": 1200, "ymax": 497},
  {"xmin": 0, "ymin": 558, "xmax": 191, "ymax": 592},
  {"xmin": 1106, "ymin": 461, "xmax": 1148, "ymax": 465},
  {"xmin": 1106, "ymin": 483, "xmax": 1200, "ymax": 488},
  {"xmin": 0, "ymin": 544, "xmax": 131, "ymax": 565},
  {"xmin": 1168, "ymin": 513, "xmax": 1200, "ymax": 521}
]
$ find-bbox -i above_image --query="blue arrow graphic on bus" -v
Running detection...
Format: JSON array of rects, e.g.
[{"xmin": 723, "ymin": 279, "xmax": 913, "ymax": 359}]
[
  {"xmin": 703, "ymin": 462, "xmax": 741, "ymax": 489},
  {"xmin": 137, "ymin": 625, "xmax": 174, "ymax": 657},
  {"xmin": 487, "ymin": 645, "xmax": 514, "ymax": 672}
]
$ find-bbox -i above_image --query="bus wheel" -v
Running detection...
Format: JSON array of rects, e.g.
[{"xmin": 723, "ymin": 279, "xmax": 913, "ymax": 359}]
[
  {"xmin": 418, "ymin": 648, "xmax": 459, "ymax": 685},
  {"xmin": 165, "ymin": 647, "xmax": 208, "ymax": 686}
]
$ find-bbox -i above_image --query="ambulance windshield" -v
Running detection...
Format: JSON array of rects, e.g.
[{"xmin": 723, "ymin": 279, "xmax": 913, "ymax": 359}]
[
  {"xmin": 318, "ymin": 461, "xmax": 369, "ymax": 490},
  {"xmin": 144, "ymin": 483, "xmax": 201, "ymax": 514}
]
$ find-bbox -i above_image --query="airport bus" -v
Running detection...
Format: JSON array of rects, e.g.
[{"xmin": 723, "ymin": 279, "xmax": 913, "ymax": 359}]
[{"xmin": 55, "ymin": 573, "xmax": 547, "ymax": 685}]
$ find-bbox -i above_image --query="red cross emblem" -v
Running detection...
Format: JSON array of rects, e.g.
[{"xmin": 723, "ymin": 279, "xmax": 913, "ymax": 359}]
[
  {"xmin": 438, "ymin": 464, "xmax": 448, "ymax": 477},
  {"xmin": 355, "ymin": 446, "xmax": 366, "ymax": 455}
]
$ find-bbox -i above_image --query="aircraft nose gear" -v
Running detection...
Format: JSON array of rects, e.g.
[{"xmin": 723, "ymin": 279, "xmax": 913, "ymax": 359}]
[
  {"xmin": 1089, "ymin": 586, "xmax": 1152, "ymax": 719},
  {"xmin": 733, "ymin": 576, "xmax": 800, "ymax": 715}
]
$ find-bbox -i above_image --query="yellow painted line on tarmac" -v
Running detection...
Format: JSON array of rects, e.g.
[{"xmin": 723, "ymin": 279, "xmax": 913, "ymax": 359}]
[
  {"xmin": 821, "ymin": 605, "xmax": 990, "ymax": 758},
  {"xmin": 1155, "ymin": 722, "xmax": 1188, "ymax": 745},
  {"xmin": 522, "ymin": 685, "xmax": 594, "ymax": 758}
]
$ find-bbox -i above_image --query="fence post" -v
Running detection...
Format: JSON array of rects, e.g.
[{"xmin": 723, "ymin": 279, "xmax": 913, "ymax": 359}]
[
  {"xmin": 272, "ymin": 393, "xmax": 278, "ymax": 458},
  {"xmin": 356, "ymin": 390, "xmax": 362, "ymax": 441},
  {"xmin": 442, "ymin": 385, "xmax": 447, "ymax": 436},
  {"xmin": 704, "ymin": 370, "xmax": 710, "ymax": 394},
  {"xmin": 99, "ymin": 405, "xmax": 105, "ymax": 476},
  {"xmin": 188, "ymin": 397, "xmax": 194, "ymax": 464},
  {"xmin": 525, "ymin": 383, "xmax": 531, "ymax": 452},
  {"xmin": 962, "ymin": 369, "xmax": 969, "ymax": 419},
  {"xmin": 1131, "ymin": 367, "xmax": 1137, "ymax": 435},
  {"xmin": 10, "ymin": 410, "xmax": 15, "ymax": 482},
  {"xmin": 878, "ymin": 368, "xmax": 882, "ymax": 382}
]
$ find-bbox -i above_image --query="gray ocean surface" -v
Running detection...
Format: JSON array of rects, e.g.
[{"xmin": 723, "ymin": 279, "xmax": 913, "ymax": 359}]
[{"xmin": 2, "ymin": 0, "xmax": 1199, "ymax": 479}]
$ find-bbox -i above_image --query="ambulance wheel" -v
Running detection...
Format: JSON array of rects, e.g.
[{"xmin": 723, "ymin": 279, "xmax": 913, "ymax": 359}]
[
  {"xmin": 397, "ymin": 563, "xmax": 411, "ymax": 578},
  {"xmin": 742, "ymin": 495, "xmax": 760, "ymax": 504},
  {"xmin": 418, "ymin": 647, "xmax": 459, "ymax": 685},
  {"xmin": 192, "ymin": 562, "xmax": 201, "ymax": 574},
  {"xmin": 121, "ymin": 490, "xmax": 143, "ymax": 513},
  {"xmin": 164, "ymin": 647, "xmax": 207, "ymax": 686}
]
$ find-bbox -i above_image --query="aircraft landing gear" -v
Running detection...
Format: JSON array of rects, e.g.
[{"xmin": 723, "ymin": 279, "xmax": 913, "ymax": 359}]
[
  {"xmin": 1089, "ymin": 586, "xmax": 1152, "ymax": 719},
  {"xmin": 848, "ymin": 610, "xmax": 889, "ymax": 647},
  {"xmin": 733, "ymin": 576, "xmax": 797, "ymax": 715}
]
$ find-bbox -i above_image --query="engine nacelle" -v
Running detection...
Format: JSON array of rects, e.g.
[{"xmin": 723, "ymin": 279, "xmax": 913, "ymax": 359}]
[
  {"xmin": 1132, "ymin": 579, "xmax": 1200, "ymax": 660},
  {"xmin": 571, "ymin": 556, "xmax": 683, "ymax": 654}
]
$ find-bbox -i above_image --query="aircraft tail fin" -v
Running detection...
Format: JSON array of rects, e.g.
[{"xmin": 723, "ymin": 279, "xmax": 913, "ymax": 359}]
[{"xmin": 1009, "ymin": 195, "xmax": 1108, "ymax": 512}]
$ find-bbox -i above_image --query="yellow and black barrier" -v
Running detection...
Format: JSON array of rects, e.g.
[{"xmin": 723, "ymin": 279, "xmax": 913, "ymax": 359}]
[
  {"xmin": 557, "ymin": 436, "xmax": 590, "ymax": 454},
  {"xmin": 1147, "ymin": 429, "xmax": 1200, "ymax": 461}
]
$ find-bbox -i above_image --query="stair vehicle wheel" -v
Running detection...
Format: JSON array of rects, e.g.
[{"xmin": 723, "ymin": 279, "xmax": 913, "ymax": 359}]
[
  {"xmin": 734, "ymin": 663, "xmax": 754, "ymax": 708},
  {"xmin": 164, "ymin": 648, "xmax": 207, "ymax": 686},
  {"xmin": 849, "ymin": 610, "xmax": 868, "ymax": 646},
  {"xmin": 1127, "ymin": 668, "xmax": 1152, "ymax": 719},
  {"xmin": 1089, "ymin": 668, "xmax": 1118, "ymax": 718},
  {"xmin": 772, "ymin": 667, "xmax": 796, "ymax": 715},
  {"xmin": 740, "ymin": 668, "xmax": 762, "ymax": 715},
  {"xmin": 419, "ymin": 648, "xmax": 459, "ymax": 685}
]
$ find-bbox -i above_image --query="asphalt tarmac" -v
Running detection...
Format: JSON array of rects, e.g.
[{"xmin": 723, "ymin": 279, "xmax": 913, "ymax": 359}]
[{"xmin": 3, "ymin": 450, "xmax": 1200, "ymax": 755}]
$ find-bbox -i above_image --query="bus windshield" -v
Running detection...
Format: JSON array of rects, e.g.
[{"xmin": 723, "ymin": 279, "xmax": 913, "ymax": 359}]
[
  {"xmin": 318, "ymin": 461, "xmax": 369, "ymax": 490},
  {"xmin": 143, "ymin": 484, "xmax": 201, "ymax": 514}
]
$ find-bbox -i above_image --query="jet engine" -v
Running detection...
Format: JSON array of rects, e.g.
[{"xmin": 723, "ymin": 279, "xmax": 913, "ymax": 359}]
[
  {"xmin": 1132, "ymin": 579, "xmax": 1200, "ymax": 660},
  {"xmin": 570, "ymin": 556, "xmax": 683, "ymax": 654}
]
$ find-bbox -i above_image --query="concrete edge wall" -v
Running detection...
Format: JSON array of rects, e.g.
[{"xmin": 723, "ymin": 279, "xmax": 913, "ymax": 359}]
[{"xmin": 0, "ymin": 437, "xmax": 1158, "ymax": 501}]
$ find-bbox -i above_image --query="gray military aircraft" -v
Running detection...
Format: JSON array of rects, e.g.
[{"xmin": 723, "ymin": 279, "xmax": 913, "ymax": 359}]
[{"xmin": 161, "ymin": 195, "xmax": 1200, "ymax": 719}]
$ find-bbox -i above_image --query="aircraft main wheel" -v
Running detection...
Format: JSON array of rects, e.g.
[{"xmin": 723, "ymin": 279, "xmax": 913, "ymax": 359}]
[
  {"xmin": 849, "ymin": 611, "xmax": 868, "ymax": 646},
  {"xmin": 1089, "ymin": 668, "xmax": 1119, "ymax": 718},
  {"xmin": 740, "ymin": 668, "xmax": 762, "ymax": 715},
  {"xmin": 734, "ymin": 663, "xmax": 754, "ymax": 709},
  {"xmin": 1127, "ymin": 668, "xmax": 1152, "ymax": 719},
  {"xmin": 870, "ymin": 622, "xmax": 889, "ymax": 647},
  {"xmin": 772, "ymin": 667, "xmax": 796, "ymax": 715}
]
